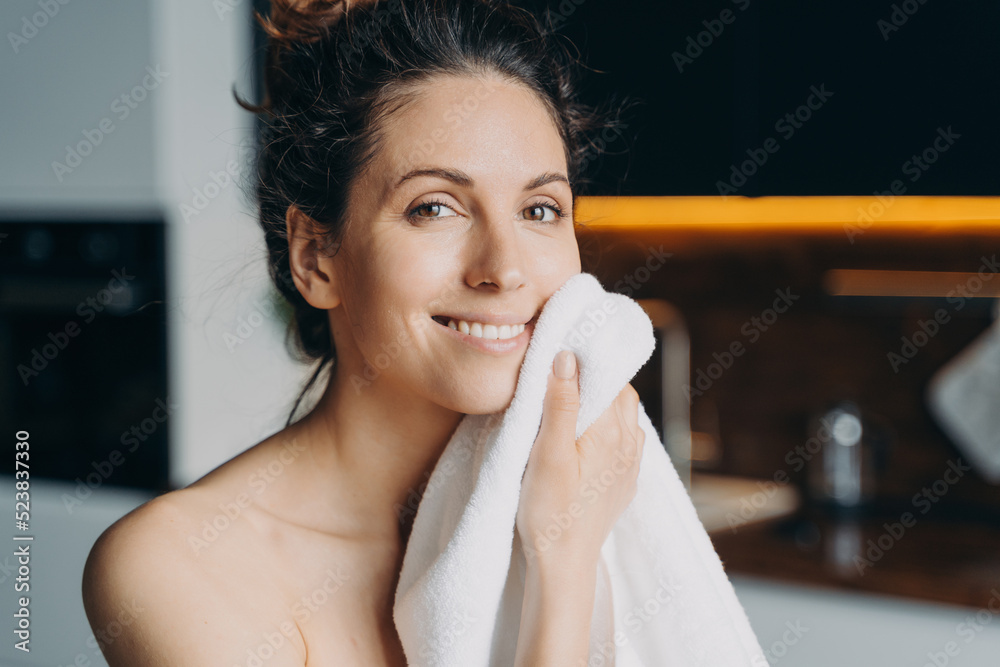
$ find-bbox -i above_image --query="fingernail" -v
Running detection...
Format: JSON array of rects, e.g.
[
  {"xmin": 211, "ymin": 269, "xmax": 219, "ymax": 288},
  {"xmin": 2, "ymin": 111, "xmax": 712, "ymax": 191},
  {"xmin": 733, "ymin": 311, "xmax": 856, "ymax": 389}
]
[{"xmin": 554, "ymin": 350, "xmax": 576, "ymax": 379}]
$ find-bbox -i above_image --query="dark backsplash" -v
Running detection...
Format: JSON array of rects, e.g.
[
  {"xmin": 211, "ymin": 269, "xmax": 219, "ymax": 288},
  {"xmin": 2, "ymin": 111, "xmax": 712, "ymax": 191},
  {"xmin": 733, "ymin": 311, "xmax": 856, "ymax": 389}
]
[
  {"xmin": 0, "ymin": 218, "xmax": 170, "ymax": 492},
  {"xmin": 581, "ymin": 227, "xmax": 1000, "ymax": 520}
]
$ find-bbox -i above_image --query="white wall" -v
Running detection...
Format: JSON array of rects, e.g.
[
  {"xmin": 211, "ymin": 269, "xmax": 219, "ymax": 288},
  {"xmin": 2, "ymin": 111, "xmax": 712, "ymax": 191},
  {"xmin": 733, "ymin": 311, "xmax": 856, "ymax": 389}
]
[
  {"xmin": 1, "ymin": 2, "xmax": 320, "ymax": 663},
  {"xmin": 732, "ymin": 574, "xmax": 1000, "ymax": 666},
  {"xmin": 0, "ymin": 0, "xmax": 156, "ymax": 211},
  {"xmin": 151, "ymin": 0, "xmax": 317, "ymax": 488},
  {"xmin": 2, "ymin": 0, "xmax": 314, "ymax": 489}
]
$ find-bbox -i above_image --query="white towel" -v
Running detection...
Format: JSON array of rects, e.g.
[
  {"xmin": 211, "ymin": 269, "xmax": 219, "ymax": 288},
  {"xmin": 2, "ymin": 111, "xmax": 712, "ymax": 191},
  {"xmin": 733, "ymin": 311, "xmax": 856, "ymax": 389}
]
[
  {"xmin": 927, "ymin": 297, "xmax": 1000, "ymax": 483},
  {"xmin": 393, "ymin": 271, "xmax": 766, "ymax": 666}
]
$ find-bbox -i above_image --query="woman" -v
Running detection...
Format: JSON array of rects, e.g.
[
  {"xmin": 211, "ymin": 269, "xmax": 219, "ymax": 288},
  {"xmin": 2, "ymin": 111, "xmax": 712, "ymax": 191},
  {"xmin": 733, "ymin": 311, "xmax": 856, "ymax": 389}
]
[{"xmin": 82, "ymin": 0, "xmax": 643, "ymax": 664}]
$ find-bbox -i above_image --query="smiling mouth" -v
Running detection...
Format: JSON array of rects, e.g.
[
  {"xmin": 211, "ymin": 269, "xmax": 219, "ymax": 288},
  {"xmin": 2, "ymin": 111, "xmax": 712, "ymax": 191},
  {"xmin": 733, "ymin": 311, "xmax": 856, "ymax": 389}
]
[{"xmin": 431, "ymin": 314, "xmax": 534, "ymax": 340}]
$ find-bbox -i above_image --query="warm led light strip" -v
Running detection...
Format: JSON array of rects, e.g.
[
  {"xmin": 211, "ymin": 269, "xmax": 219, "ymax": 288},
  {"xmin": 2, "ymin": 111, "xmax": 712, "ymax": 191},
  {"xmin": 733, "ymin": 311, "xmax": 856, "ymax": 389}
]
[
  {"xmin": 574, "ymin": 196, "xmax": 1000, "ymax": 232},
  {"xmin": 823, "ymin": 268, "xmax": 1000, "ymax": 297}
]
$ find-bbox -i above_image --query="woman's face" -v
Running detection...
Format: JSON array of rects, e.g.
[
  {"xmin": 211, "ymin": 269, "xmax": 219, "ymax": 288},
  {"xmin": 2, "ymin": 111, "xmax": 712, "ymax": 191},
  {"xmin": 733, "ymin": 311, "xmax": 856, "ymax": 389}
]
[{"xmin": 328, "ymin": 73, "xmax": 581, "ymax": 414}]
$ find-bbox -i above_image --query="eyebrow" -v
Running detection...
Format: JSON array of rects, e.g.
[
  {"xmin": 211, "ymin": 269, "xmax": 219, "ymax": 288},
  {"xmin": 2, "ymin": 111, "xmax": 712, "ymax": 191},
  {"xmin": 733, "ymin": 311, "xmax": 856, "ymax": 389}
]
[{"xmin": 394, "ymin": 167, "xmax": 570, "ymax": 192}]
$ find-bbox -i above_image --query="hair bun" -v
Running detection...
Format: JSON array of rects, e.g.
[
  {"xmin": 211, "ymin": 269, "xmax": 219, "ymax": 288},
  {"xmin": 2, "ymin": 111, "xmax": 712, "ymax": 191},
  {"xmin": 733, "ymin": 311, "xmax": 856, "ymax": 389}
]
[
  {"xmin": 255, "ymin": 0, "xmax": 372, "ymax": 47},
  {"xmin": 249, "ymin": 0, "xmax": 377, "ymax": 114}
]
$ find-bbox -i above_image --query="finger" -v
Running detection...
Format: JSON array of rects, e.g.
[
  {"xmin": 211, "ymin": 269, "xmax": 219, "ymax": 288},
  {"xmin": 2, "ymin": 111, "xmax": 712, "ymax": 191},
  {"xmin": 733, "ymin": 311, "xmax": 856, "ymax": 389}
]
[
  {"xmin": 634, "ymin": 425, "xmax": 646, "ymax": 466},
  {"xmin": 534, "ymin": 350, "xmax": 580, "ymax": 460},
  {"xmin": 625, "ymin": 396, "xmax": 644, "ymax": 465},
  {"xmin": 615, "ymin": 385, "xmax": 642, "ymax": 442}
]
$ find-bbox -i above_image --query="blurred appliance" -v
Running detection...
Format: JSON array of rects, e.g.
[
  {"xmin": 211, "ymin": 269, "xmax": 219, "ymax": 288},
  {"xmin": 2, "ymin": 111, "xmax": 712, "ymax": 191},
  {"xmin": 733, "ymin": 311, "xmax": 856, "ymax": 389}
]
[
  {"xmin": 806, "ymin": 400, "xmax": 894, "ymax": 512},
  {"xmin": 0, "ymin": 215, "xmax": 169, "ymax": 492}
]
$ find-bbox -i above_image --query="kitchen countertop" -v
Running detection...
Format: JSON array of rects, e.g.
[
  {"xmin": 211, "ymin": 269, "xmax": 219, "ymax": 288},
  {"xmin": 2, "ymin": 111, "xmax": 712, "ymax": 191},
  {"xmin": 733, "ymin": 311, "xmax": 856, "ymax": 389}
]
[
  {"xmin": 7, "ymin": 474, "xmax": 999, "ymax": 666},
  {"xmin": 708, "ymin": 504, "xmax": 1000, "ymax": 609}
]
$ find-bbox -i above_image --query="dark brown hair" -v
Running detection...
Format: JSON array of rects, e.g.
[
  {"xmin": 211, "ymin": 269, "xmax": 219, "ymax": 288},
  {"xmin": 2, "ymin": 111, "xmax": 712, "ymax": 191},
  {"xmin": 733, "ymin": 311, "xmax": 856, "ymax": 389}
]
[{"xmin": 235, "ymin": 0, "xmax": 631, "ymax": 426}]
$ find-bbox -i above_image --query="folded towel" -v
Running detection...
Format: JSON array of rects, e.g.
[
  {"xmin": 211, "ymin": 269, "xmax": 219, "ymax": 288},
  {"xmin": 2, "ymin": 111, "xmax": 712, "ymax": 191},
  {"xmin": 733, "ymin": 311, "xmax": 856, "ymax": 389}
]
[
  {"xmin": 927, "ymin": 297, "xmax": 1000, "ymax": 483},
  {"xmin": 393, "ymin": 271, "xmax": 766, "ymax": 666}
]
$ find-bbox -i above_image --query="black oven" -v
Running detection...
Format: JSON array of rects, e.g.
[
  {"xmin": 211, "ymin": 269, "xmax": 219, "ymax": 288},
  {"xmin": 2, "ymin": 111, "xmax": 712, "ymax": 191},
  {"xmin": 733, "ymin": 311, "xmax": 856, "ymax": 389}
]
[{"xmin": 0, "ymin": 213, "xmax": 170, "ymax": 494}]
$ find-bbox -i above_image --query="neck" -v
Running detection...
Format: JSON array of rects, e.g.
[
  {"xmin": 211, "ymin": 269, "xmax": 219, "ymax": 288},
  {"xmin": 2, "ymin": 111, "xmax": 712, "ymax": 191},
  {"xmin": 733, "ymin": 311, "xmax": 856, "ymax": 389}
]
[{"xmin": 295, "ymin": 361, "xmax": 464, "ymax": 544}]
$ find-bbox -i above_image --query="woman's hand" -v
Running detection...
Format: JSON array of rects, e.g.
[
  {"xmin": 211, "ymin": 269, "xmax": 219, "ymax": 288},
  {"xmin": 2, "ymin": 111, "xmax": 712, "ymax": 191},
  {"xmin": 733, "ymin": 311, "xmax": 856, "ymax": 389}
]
[{"xmin": 516, "ymin": 349, "xmax": 645, "ymax": 571}]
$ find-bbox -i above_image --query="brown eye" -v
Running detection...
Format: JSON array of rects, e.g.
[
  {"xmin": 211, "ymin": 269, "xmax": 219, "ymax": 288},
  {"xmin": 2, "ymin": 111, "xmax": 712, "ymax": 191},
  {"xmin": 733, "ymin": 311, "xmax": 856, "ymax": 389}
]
[
  {"xmin": 407, "ymin": 199, "xmax": 458, "ymax": 221},
  {"xmin": 415, "ymin": 203, "xmax": 442, "ymax": 217},
  {"xmin": 523, "ymin": 203, "xmax": 563, "ymax": 223}
]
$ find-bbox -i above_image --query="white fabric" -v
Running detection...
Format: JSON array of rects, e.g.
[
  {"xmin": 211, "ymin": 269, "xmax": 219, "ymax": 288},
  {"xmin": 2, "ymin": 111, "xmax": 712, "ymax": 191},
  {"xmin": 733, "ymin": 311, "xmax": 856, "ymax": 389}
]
[
  {"xmin": 393, "ymin": 271, "xmax": 767, "ymax": 666},
  {"xmin": 928, "ymin": 298, "xmax": 1000, "ymax": 483}
]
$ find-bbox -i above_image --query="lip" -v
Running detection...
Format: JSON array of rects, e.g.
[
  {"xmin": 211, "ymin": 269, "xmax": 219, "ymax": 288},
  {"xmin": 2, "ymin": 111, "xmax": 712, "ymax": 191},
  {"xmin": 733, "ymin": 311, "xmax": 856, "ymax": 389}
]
[
  {"xmin": 431, "ymin": 314, "xmax": 535, "ymax": 355},
  {"xmin": 431, "ymin": 311, "xmax": 536, "ymax": 327}
]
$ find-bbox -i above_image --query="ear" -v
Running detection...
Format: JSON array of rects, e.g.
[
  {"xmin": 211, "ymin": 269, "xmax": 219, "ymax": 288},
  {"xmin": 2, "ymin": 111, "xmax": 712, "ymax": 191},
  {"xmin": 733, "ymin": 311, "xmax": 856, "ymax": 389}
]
[{"xmin": 285, "ymin": 204, "xmax": 342, "ymax": 310}]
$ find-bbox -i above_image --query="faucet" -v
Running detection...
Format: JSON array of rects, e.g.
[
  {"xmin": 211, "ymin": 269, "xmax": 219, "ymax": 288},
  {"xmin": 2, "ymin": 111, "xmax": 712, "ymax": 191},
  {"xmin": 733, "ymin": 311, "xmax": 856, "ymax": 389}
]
[{"xmin": 637, "ymin": 299, "xmax": 692, "ymax": 490}]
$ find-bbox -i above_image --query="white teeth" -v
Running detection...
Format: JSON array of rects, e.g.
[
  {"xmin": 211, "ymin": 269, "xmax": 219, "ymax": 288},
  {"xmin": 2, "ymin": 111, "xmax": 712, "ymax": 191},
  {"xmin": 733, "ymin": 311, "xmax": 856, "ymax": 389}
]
[{"xmin": 443, "ymin": 318, "xmax": 526, "ymax": 340}]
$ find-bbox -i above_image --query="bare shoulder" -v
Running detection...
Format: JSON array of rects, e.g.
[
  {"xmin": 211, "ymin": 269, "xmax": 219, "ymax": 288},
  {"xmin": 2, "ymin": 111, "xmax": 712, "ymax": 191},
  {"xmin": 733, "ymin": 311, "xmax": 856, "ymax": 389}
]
[{"xmin": 82, "ymin": 485, "xmax": 307, "ymax": 666}]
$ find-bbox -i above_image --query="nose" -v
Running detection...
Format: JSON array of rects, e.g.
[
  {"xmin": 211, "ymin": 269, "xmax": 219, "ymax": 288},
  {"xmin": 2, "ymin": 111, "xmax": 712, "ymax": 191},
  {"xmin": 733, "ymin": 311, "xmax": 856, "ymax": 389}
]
[{"xmin": 465, "ymin": 216, "xmax": 526, "ymax": 291}]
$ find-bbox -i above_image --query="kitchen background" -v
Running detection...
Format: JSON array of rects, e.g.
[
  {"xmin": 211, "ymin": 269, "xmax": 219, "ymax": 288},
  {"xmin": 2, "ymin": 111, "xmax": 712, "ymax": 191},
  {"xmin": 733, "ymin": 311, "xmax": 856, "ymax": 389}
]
[{"xmin": 1, "ymin": 0, "xmax": 999, "ymax": 664}]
